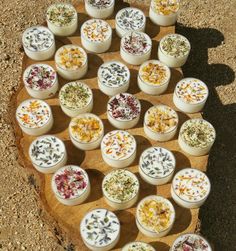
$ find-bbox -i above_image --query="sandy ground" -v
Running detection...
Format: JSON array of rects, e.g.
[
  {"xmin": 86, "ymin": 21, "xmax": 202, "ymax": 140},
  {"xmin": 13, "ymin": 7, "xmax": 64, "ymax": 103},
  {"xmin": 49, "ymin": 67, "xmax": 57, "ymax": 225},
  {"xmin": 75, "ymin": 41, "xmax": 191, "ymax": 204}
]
[{"xmin": 0, "ymin": 0, "xmax": 235, "ymax": 250}]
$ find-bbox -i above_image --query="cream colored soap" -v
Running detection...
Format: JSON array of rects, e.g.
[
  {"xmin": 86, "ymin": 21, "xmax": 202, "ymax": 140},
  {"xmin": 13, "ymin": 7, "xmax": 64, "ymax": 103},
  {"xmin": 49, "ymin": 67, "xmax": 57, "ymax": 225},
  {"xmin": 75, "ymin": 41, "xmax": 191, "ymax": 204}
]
[
  {"xmin": 46, "ymin": 3, "xmax": 78, "ymax": 36},
  {"xmin": 116, "ymin": 7, "xmax": 146, "ymax": 37},
  {"xmin": 122, "ymin": 242, "xmax": 155, "ymax": 251},
  {"xmin": 149, "ymin": 0, "xmax": 180, "ymax": 26},
  {"xmin": 69, "ymin": 113, "xmax": 104, "ymax": 151},
  {"xmin": 59, "ymin": 81, "xmax": 93, "ymax": 117},
  {"xmin": 139, "ymin": 147, "xmax": 176, "ymax": 185},
  {"xmin": 55, "ymin": 45, "xmax": 88, "ymax": 80},
  {"xmin": 80, "ymin": 209, "xmax": 120, "ymax": 251},
  {"xmin": 171, "ymin": 168, "xmax": 211, "ymax": 208},
  {"xmin": 136, "ymin": 195, "xmax": 175, "ymax": 237},
  {"xmin": 85, "ymin": 0, "xmax": 115, "ymax": 19},
  {"xmin": 173, "ymin": 78, "xmax": 209, "ymax": 113},
  {"xmin": 81, "ymin": 19, "xmax": 112, "ymax": 53},
  {"xmin": 52, "ymin": 165, "xmax": 90, "ymax": 206},
  {"xmin": 107, "ymin": 93, "xmax": 141, "ymax": 129},
  {"xmin": 23, "ymin": 64, "xmax": 58, "ymax": 99},
  {"xmin": 102, "ymin": 169, "xmax": 139, "ymax": 210},
  {"xmin": 98, "ymin": 61, "xmax": 130, "ymax": 96},
  {"xmin": 101, "ymin": 130, "xmax": 136, "ymax": 168},
  {"xmin": 22, "ymin": 26, "xmax": 55, "ymax": 61},
  {"xmin": 144, "ymin": 104, "xmax": 178, "ymax": 141},
  {"xmin": 178, "ymin": 119, "xmax": 216, "ymax": 156},
  {"xmin": 170, "ymin": 233, "xmax": 212, "ymax": 251},
  {"xmin": 29, "ymin": 135, "xmax": 67, "ymax": 174},
  {"xmin": 158, "ymin": 34, "xmax": 191, "ymax": 67},
  {"xmin": 138, "ymin": 60, "xmax": 171, "ymax": 95},
  {"xmin": 120, "ymin": 31, "xmax": 152, "ymax": 65},
  {"xmin": 16, "ymin": 99, "xmax": 53, "ymax": 136}
]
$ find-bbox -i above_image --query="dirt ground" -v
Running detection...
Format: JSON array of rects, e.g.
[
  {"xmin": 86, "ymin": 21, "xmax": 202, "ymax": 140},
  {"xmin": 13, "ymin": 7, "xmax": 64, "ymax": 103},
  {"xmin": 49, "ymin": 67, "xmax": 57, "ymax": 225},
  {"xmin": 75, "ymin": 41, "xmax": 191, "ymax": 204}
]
[{"xmin": 0, "ymin": 0, "xmax": 235, "ymax": 250}]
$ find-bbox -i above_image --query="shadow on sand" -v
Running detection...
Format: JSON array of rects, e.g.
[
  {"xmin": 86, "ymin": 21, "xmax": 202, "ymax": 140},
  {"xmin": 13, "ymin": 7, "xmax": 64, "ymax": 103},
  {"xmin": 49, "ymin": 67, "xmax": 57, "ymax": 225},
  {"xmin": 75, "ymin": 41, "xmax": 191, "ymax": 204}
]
[{"xmin": 176, "ymin": 24, "xmax": 235, "ymax": 251}]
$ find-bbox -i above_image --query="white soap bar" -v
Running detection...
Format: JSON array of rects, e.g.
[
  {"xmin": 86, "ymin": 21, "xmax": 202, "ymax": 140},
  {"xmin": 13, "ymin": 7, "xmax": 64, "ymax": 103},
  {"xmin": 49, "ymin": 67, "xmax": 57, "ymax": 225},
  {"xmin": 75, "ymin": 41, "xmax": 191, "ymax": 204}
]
[
  {"xmin": 115, "ymin": 7, "xmax": 146, "ymax": 37},
  {"xmin": 29, "ymin": 135, "xmax": 67, "ymax": 174},
  {"xmin": 81, "ymin": 19, "xmax": 112, "ymax": 53},
  {"xmin": 144, "ymin": 104, "xmax": 178, "ymax": 141},
  {"xmin": 98, "ymin": 61, "xmax": 130, "ymax": 96},
  {"xmin": 22, "ymin": 26, "xmax": 55, "ymax": 61},
  {"xmin": 136, "ymin": 195, "xmax": 175, "ymax": 237},
  {"xmin": 138, "ymin": 60, "xmax": 171, "ymax": 95},
  {"xmin": 85, "ymin": 0, "xmax": 115, "ymax": 19},
  {"xmin": 101, "ymin": 130, "xmax": 136, "ymax": 168},
  {"xmin": 55, "ymin": 44, "xmax": 88, "ymax": 80},
  {"xmin": 59, "ymin": 81, "xmax": 93, "ymax": 117},
  {"xmin": 80, "ymin": 209, "xmax": 120, "ymax": 251},
  {"xmin": 171, "ymin": 168, "xmax": 211, "ymax": 209},
  {"xmin": 158, "ymin": 33, "xmax": 191, "ymax": 67},
  {"xmin": 16, "ymin": 99, "xmax": 53, "ymax": 136},
  {"xmin": 170, "ymin": 233, "xmax": 212, "ymax": 251},
  {"xmin": 122, "ymin": 242, "xmax": 155, "ymax": 251},
  {"xmin": 46, "ymin": 3, "xmax": 78, "ymax": 36},
  {"xmin": 173, "ymin": 78, "xmax": 209, "ymax": 113},
  {"xmin": 178, "ymin": 118, "xmax": 216, "ymax": 156},
  {"xmin": 139, "ymin": 147, "xmax": 176, "ymax": 185},
  {"xmin": 51, "ymin": 165, "xmax": 90, "ymax": 206},
  {"xmin": 102, "ymin": 169, "xmax": 139, "ymax": 210},
  {"xmin": 23, "ymin": 64, "xmax": 58, "ymax": 99},
  {"xmin": 107, "ymin": 93, "xmax": 141, "ymax": 129},
  {"xmin": 149, "ymin": 0, "xmax": 180, "ymax": 26},
  {"xmin": 120, "ymin": 31, "xmax": 152, "ymax": 65},
  {"xmin": 69, "ymin": 113, "xmax": 104, "ymax": 151}
]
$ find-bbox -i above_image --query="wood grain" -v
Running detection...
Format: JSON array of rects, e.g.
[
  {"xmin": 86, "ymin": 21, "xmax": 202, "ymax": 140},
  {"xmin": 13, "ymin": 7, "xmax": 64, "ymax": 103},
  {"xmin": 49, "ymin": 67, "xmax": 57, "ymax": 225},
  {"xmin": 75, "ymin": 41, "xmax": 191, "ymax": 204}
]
[{"xmin": 12, "ymin": 1, "xmax": 208, "ymax": 250}]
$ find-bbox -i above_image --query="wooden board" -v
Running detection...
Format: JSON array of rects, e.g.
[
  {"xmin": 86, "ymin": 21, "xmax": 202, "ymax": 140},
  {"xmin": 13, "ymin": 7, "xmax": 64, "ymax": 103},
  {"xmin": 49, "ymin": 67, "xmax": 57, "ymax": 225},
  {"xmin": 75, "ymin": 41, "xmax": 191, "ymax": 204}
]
[{"xmin": 11, "ymin": 1, "xmax": 208, "ymax": 250}]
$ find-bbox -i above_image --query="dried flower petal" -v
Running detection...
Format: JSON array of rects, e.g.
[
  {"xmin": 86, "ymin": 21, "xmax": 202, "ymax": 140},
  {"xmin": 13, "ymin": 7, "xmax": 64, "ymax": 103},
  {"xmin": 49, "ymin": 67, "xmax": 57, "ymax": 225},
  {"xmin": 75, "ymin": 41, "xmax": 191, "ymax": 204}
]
[
  {"xmin": 16, "ymin": 99, "xmax": 51, "ymax": 128},
  {"xmin": 47, "ymin": 4, "xmax": 77, "ymax": 26},
  {"xmin": 103, "ymin": 169, "xmax": 139, "ymax": 202},
  {"xmin": 101, "ymin": 130, "xmax": 136, "ymax": 160},
  {"xmin": 151, "ymin": 0, "xmax": 180, "ymax": 15}
]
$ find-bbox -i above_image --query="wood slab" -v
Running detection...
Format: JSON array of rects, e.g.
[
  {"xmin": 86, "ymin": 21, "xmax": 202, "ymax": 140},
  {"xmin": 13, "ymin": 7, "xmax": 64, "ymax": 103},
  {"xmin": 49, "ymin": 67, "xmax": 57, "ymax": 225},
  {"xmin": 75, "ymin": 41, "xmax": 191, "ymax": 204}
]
[{"xmin": 11, "ymin": 1, "xmax": 208, "ymax": 250}]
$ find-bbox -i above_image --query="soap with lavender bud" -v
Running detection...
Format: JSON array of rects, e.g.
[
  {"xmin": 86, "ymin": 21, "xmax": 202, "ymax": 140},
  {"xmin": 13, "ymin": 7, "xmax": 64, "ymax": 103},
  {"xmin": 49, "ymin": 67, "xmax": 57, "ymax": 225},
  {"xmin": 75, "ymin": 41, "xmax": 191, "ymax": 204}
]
[
  {"xmin": 80, "ymin": 209, "xmax": 120, "ymax": 251},
  {"xmin": 139, "ymin": 147, "xmax": 176, "ymax": 185}
]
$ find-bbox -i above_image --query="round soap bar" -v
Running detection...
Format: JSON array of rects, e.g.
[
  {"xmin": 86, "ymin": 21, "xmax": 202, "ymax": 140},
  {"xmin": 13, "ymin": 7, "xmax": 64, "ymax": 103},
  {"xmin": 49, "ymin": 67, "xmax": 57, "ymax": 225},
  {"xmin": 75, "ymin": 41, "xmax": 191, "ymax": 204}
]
[
  {"xmin": 55, "ymin": 44, "xmax": 88, "ymax": 80},
  {"xmin": 120, "ymin": 31, "xmax": 152, "ymax": 65},
  {"xmin": 46, "ymin": 3, "xmax": 78, "ymax": 36},
  {"xmin": 122, "ymin": 242, "xmax": 155, "ymax": 251},
  {"xmin": 29, "ymin": 135, "xmax": 67, "ymax": 174},
  {"xmin": 98, "ymin": 61, "xmax": 130, "ymax": 96},
  {"xmin": 16, "ymin": 99, "xmax": 53, "ymax": 136},
  {"xmin": 69, "ymin": 113, "xmax": 104, "ymax": 151},
  {"xmin": 173, "ymin": 78, "xmax": 209, "ymax": 113},
  {"xmin": 80, "ymin": 209, "xmax": 120, "ymax": 251},
  {"xmin": 149, "ymin": 0, "xmax": 180, "ymax": 26},
  {"xmin": 85, "ymin": 0, "xmax": 115, "ymax": 19},
  {"xmin": 22, "ymin": 26, "xmax": 55, "ymax": 61},
  {"xmin": 81, "ymin": 19, "xmax": 112, "ymax": 53},
  {"xmin": 136, "ymin": 195, "xmax": 175, "ymax": 238},
  {"xmin": 51, "ymin": 165, "xmax": 90, "ymax": 206},
  {"xmin": 178, "ymin": 118, "xmax": 216, "ymax": 156},
  {"xmin": 158, "ymin": 33, "xmax": 191, "ymax": 67},
  {"xmin": 144, "ymin": 104, "xmax": 178, "ymax": 141},
  {"xmin": 138, "ymin": 60, "xmax": 171, "ymax": 95},
  {"xmin": 139, "ymin": 147, "xmax": 176, "ymax": 185},
  {"xmin": 170, "ymin": 233, "xmax": 212, "ymax": 251},
  {"xmin": 115, "ymin": 7, "xmax": 146, "ymax": 37},
  {"xmin": 23, "ymin": 64, "xmax": 58, "ymax": 99},
  {"xmin": 59, "ymin": 81, "xmax": 93, "ymax": 117},
  {"xmin": 102, "ymin": 169, "xmax": 139, "ymax": 210},
  {"xmin": 107, "ymin": 93, "xmax": 141, "ymax": 129},
  {"xmin": 101, "ymin": 130, "xmax": 137, "ymax": 168},
  {"xmin": 171, "ymin": 168, "xmax": 211, "ymax": 208}
]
